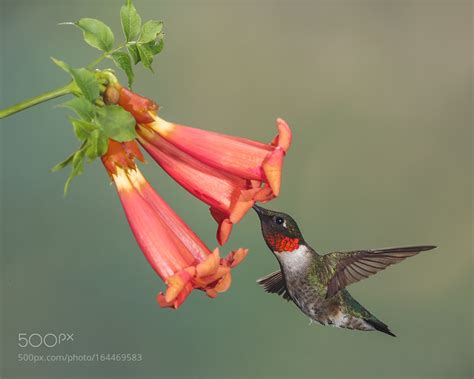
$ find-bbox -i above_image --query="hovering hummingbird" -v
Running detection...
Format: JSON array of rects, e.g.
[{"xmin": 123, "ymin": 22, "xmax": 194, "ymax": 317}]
[{"xmin": 253, "ymin": 205, "xmax": 436, "ymax": 337}]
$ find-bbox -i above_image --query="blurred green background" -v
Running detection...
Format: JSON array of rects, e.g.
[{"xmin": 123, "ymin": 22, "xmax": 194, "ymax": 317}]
[{"xmin": 0, "ymin": 0, "xmax": 472, "ymax": 378}]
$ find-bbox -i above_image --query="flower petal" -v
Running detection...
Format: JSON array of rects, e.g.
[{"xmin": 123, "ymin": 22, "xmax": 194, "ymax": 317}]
[
  {"xmin": 128, "ymin": 168, "xmax": 211, "ymax": 261},
  {"xmin": 196, "ymin": 249, "xmax": 220, "ymax": 277},
  {"xmin": 148, "ymin": 116, "xmax": 292, "ymax": 195},
  {"xmin": 112, "ymin": 168, "xmax": 196, "ymax": 280},
  {"xmin": 214, "ymin": 273, "xmax": 232, "ymax": 293},
  {"xmin": 262, "ymin": 148, "xmax": 284, "ymax": 197}
]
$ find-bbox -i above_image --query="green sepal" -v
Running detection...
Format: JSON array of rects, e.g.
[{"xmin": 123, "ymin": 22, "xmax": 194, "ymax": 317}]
[
  {"xmin": 139, "ymin": 20, "xmax": 163, "ymax": 44},
  {"xmin": 75, "ymin": 18, "xmax": 114, "ymax": 52},
  {"xmin": 111, "ymin": 51, "xmax": 134, "ymax": 88},
  {"xmin": 120, "ymin": 0, "xmax": 141, "ymax": 42},
  {"xmin": 96, "ymin": 105, "xmax": 137, "ymax": 142}
]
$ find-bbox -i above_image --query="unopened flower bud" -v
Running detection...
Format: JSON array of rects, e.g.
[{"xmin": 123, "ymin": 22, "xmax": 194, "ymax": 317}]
[{"xmin": 103, "ymin": 86, "xmax": 120, "ymax": 105}]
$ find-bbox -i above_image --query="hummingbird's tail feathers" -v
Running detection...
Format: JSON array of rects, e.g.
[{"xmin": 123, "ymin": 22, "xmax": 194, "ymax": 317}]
[
  {"xmin": 364, "ymin": 318, "xmax": 396, "ymax": 337},
  {"xmin": 324, "ymin": 245, "xmax": 437, "ymax": 298},
  {"xmin": 257, "ymin": 270, "xmax": 292, "ymax": 301},
  {"xmin": 338, "ymin": 290, "xmax": 396, "ymax": 336}
]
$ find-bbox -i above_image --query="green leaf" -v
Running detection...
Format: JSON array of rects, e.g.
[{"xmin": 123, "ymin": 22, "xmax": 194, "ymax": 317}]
[
  {"xmin": 59, "ymin": 97, "xmax": 96, "ymax": 121},
  {"xmin": 147, "ymin": 37, "xmax": 164, "ymax": 55},
  {"xmin": 51, "ymin": 152, "xmax": 75, "ymax": 172},
  {"xmin": 70, "ymin": 118, "xmax": 98, "ymax": 140},
  {"xmin": 127, "ymin": 44, "xmax": 141, "ymax": 64},
  {"xmin": 111, "ymin": 51, "xmax": 134, "ymax": 88},
  {"xmin": 69, "ymin": 68, "xmax": 100, "ymax": 102},
  {"xmin": 96, "ymin": 105, "xmax": 136, "ymax": 142},
  {"xmin": 137, "ymin": 44, "xmax": 154, "ymax": 72},
  {"xmin": 85, "ymin": 130, "xmax": 109, "ymax": 160},
  {"xmin": 51, "ymin": 57, "xmax": 72, "ymax": 73},
  {"xmin": 64, "ymin": 150, "xmax": 85, "ymax": 195},
  {"xmin": 138, "ymin": 20, "xmax": 163, "ymax": 44},
  {"xmin": 120, "ymin": 0, "xmax": 141, "ymax": 42},
  {"xmin": 76, "ymin": 18, "xmax": 114, "ymax": 51},
  {"xmin": 51, "ymin": 58, "xmax": 99, "ymax": 101}
]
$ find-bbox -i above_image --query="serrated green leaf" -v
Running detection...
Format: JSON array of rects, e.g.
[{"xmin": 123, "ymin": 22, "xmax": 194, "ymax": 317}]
[
  {"xmin": 85, "ymin": 130, "xmax": 109, "ymax": 160},
  {"xmin": 51, "ymin": 59, "xmax": 99, "ymax": 101},
  {"xmin": 111, "ymin": 51, "xmax": 134, "ymax": 88},
  {"xmin": 59, "ymin": 97, "xmax": 96, "ymax": 121},
  {"xmin": 148, "ymin": 37, "xmax": 164, "ymax": 55},
  {"xmin": 51, "ymin": 57, "xmax": 72, "ymax": 73},
  {"xmin": 139, "ymin": 20, "xmax": 163, "ymax": 44},
  {"xmin": 120, "ymin": 0, "xmax": 141, "ymax": 42},
  {"xmin": 76, "ymin": 18, "xmax": 114, "ymax": 51},
  {"xmin": 69, "ymin": 68, "xmax": 100, "ymax": 102},
  {"xmin": 70, "ymin": 118, "xmax": 98, "ymax": 140},
  {"xmin": 137, "ymin": 44, "xmax": 154, "ymax": 72},
  {"xmin": 127, "ymin": 44, "xmax": 141, "ymax": 64},
  {"xmin": 64, "ymin": 150, "xmax": 85, "ymax": 195},
  {"xmin": 97, "ymin": 105, "xmax": 136, "ymax": 142},
  {"xmin": 51, "ymin": 152, "xmax": 75, "ymax": 172}
]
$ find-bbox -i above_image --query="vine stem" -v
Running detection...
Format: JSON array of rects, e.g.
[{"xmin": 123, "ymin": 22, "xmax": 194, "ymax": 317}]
[
  {"xmin": 0, "ymin": 82, "xmax": 75, "ymax": 119},
  {"xmin": 87, "ymin": 44, "xmax": 126, "ymax": 70}
]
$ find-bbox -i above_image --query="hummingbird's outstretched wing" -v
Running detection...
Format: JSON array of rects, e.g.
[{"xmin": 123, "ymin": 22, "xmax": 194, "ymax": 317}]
[
  {"xmin": 322, "ymin": 245, "xmax": 436, "ymax": 298},
  {"xmin": 257, "ymin": 270, "xmax": 292, "ymax": 301}
]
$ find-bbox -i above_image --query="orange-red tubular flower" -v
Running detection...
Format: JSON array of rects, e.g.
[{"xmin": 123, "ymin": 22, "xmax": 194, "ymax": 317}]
[
  {"xmin": 102, "ymin": 140, "xmax": 248, "ymax": 309},
  {"xmin": 146, "ymin": 117, "xmax": 292, "ymax": 197},
  {"xmin": 117, "ymin": 87, "xmax": 293, "ymax": 245}
]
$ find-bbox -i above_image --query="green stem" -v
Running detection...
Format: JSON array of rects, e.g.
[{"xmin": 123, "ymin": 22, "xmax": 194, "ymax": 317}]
[
  {"xmin": 87, "ymin": 44, "xmax": 126, "ymax": 70},
  {"xmin": 87, "ymin": 54, "xmax": 107, "ymax": 70},
  {"xmin": 0, "ymin": 82, "xmax": 74, "ymax": 119}
]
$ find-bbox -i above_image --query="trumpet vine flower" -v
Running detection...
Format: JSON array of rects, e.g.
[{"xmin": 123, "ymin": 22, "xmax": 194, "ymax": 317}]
[
  {"xmin": 117, "ymin": 87, "xmax": 293, "ymax": 245},
  {"xmin": 102, "ymin": 140, "xmax": 248, "ymax": 309}
]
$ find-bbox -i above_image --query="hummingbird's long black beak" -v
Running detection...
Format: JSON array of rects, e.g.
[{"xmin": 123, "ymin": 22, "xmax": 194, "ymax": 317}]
[
  {"xmin": 252, "ymin": 204, "xmax": 269, "ymax": 218},
  {"xmin": 252, "ymin": 204, "xmax": 263, "ymax": 213}
]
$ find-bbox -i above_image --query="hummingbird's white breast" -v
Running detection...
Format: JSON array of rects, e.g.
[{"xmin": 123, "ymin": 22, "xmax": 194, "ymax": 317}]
[{"xmin": 275, "ymin": 245, "xmax": 312, "ymax": 276}]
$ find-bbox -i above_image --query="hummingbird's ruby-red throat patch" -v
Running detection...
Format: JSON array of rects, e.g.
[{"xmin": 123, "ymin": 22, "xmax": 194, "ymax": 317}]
[{"xmin": 267, "ymin": 233, "xmax": 300, "ymax": 253}]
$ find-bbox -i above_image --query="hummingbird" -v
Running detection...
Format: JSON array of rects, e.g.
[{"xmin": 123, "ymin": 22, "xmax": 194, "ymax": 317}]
[{"xmin": 253, "ymin": 205, "xmax": 436, "ymax": 337}]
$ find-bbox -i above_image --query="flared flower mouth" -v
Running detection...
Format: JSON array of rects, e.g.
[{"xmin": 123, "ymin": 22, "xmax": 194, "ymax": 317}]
[
  {"xmin": 157, "ymin": 247, "xmax": 247, "ymax": 308},
  {"xmin": 102, "ymin": 140, "xmax": 248, "ymax": 309}
]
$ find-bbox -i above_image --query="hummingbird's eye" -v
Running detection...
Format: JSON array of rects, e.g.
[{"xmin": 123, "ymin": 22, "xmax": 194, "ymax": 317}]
[{"xmin": 275, "ymin": 217, "xmax": 284, "ymax": 225}]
